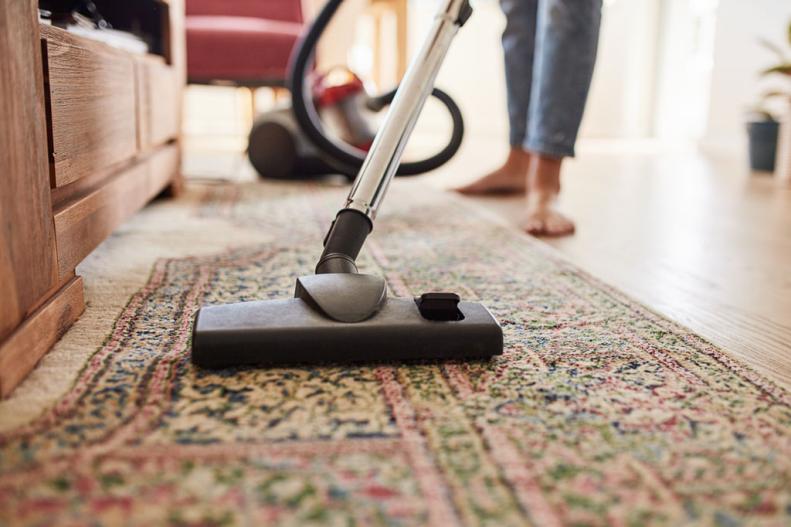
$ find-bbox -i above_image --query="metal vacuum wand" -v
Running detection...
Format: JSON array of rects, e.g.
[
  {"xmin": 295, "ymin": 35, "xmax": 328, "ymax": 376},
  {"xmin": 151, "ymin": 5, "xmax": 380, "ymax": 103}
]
[
  {"xmin": 316, "ymin": 0, "xmax": 472, "ymax": 274},
  {"xmin": 347, "ymin": 0, "xmax": 472, "ymax": 220}
]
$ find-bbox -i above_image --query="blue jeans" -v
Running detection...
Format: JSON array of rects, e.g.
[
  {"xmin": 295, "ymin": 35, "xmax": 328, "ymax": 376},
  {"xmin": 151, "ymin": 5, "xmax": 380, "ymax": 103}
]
[{"xmin": 501, "ymin": 0, "xmax": 602, "ymax": 158}]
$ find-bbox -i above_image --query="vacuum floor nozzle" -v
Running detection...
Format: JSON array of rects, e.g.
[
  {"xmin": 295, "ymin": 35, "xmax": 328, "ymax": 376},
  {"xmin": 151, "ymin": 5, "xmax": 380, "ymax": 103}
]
[{"xmin": 192, "ymin": 295, "xmax": 503, "ymax": 368}]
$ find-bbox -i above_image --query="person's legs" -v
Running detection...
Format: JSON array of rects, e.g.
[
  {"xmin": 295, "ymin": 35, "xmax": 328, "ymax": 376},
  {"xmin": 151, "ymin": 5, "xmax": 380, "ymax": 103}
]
[
  {"xmin": 523, "ymin": 0, "xmax": 601, "ymax": 235},
  {"xmin": 457, "ymin": 0, "xmax": 537, "ymax": 195}
]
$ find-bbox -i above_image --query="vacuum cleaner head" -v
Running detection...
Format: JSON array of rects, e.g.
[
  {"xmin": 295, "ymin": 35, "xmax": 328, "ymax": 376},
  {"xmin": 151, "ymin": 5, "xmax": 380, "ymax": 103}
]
[{"xmin": 192, "ymin": 274, "xmax": 503, "ymax": 368}]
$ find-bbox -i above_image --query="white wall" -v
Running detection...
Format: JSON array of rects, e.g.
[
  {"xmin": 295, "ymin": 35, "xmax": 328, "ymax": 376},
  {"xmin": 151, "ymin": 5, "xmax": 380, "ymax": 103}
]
[
  {"xmin": 409, "ymin": 0, "xmax": 510, "ymax": 140},
  {"xmin": 579, "ymin": 0, "xmax": 661, "ymax": 139},
  {"xmin": 701, "ymin": 0, "xmax": 791, "ymax": 155},
  {"xmin": 305, "ymin": 0, "xmax": 369, "ymax": 69},
  {"xmin": 653, "ymin": 0, "xmax": 717, "ymax": 145}
]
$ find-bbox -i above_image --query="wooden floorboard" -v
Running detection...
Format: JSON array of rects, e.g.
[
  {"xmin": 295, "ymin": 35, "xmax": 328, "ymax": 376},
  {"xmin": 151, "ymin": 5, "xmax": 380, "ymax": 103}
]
[{"xmin": 432, "ymin": 143, "xmax": 791, "ymax": 390}]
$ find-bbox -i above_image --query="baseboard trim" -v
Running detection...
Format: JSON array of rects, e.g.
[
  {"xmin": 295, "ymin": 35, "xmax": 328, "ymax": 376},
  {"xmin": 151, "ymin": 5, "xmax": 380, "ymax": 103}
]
[{"xmin": 0, "ymin": 276, "xmax": 85, "ymax": 398}]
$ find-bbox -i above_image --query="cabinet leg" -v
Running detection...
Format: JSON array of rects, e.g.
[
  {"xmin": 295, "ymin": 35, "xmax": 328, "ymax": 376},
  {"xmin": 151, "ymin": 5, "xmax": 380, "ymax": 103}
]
[
  {"xmin": 161, "ymin": 152, "xmax": 185, "ymax": 198},
  {"xmin": 162, "ymin": 173, "xmax": 184, "ymax": 198}
]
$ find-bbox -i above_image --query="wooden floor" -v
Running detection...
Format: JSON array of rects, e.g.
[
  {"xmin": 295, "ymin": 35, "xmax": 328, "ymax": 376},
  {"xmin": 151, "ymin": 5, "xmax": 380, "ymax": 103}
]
[{"xmin": 427, "ymin": 140, "xmax": 791, "ymax": 390}]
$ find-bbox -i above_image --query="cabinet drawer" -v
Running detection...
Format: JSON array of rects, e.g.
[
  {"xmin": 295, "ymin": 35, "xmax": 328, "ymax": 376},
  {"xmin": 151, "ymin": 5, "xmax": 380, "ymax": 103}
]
[
  {"xmin": 136, "ymin": 57, "xmax": 180, "ymax": 149},
  {"xmin": 42, "ymin": 26, "xmax": 139, "ymax": 187},
  {"xmin": 53, "ymin": 144, "xmax": 178, "ymax": 279}
]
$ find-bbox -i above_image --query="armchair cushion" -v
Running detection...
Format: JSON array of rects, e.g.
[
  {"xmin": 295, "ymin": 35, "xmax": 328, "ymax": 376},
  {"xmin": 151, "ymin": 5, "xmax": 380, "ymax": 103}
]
[
  {"xmin": 185, "ymin": 0, "xmax": 303, "ymax": 23},
  {"xmin": 186, "ymin": 16, "xmax": 302, "ymax": 84}
]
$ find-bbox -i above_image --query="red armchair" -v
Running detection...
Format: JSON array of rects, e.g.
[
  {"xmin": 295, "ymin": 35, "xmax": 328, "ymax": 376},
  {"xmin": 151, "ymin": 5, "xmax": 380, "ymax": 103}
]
[{"xmin": 185, "ymin": 0, "xmax": 304, "ymax": 86}]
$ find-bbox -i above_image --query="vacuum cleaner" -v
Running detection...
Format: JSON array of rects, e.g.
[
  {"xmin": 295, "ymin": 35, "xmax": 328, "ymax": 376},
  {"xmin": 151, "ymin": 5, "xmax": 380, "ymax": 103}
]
[
  {"xmin": 247, "ymin": 0, "xmax": 465, "ymax": 180},
  {"xmin": 191, "ymin": 0, "xmax": 503, "ymax": 367}
]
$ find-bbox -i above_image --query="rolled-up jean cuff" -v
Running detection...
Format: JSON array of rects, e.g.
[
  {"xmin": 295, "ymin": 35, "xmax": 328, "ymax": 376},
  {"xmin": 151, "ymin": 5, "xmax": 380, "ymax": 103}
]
[
  {"xmin": 524, "ymin": 137, "xmax": 575, "ymax": 158},
  {"xmin": 509, "ymin": 134, "xmax": 527, "ymax": 148}
]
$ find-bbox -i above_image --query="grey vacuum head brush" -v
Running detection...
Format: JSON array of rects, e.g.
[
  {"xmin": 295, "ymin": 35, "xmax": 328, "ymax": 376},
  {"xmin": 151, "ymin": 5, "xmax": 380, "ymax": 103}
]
[{"xmin": 191, "ymin": 0, "xmax": 502, "ymax": 368}]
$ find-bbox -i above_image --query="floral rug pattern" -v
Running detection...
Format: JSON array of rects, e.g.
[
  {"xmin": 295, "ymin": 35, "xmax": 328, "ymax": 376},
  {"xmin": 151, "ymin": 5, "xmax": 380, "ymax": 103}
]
[{"xmin": 0, "ymin": 182, "xmax": 789, "ymax": 526}]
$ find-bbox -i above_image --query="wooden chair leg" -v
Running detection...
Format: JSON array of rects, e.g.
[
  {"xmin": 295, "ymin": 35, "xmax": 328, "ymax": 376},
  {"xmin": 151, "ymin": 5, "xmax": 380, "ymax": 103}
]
[
  {"xmin": 373, "ymin": 12, "xmax": 383, "ymax": 88},
  {"xmin": 249, "ymin": 86, "xmax": 257, "ymax": 122},
  {"xmin": 394, "ymin": 0, "xmax": 408, "ymax": 80}
]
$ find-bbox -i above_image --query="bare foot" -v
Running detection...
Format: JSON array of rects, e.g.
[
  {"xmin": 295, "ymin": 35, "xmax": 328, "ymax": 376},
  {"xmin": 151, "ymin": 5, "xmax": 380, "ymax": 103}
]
[
  {"xmin": 455, "ymin": 148, "xmax": 530, "ymax": 195},
  {"xmin": 523, "ymin": 200, "xmax": 575, "ymax": 236},
  {"xmin": 522, "ymin": 155, "xmax": 575, "ymax": 237}
]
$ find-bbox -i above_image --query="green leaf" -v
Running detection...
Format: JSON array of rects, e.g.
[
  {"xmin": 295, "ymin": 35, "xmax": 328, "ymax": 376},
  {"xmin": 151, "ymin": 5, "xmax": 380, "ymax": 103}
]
[
  {"xmin": 760, "ymin": 63, "xmax": 791, "ymax": 76},
  {"xmin": 761, "ymin": 90, "xmax": 791, "ymax": 100},
  {"xmin": 745, "ymin": 104, "xmax": 776, "ymax": 121},
  {"xmin": 758, "ymin": 37, "xmax": 787, "ymax": 62}
]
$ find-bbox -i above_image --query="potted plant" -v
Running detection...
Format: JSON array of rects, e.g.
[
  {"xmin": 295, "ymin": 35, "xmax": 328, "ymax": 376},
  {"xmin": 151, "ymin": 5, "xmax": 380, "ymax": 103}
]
[{"xmin": 753, "ymin": 21, "xmax": 791, "ymax": 177}]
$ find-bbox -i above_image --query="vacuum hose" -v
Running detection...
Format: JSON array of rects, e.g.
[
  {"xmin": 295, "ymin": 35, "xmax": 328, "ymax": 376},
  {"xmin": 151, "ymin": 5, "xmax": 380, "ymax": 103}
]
[{"xmin": 289, "ymin": 0, "xmax": 465, "ymax": 177}]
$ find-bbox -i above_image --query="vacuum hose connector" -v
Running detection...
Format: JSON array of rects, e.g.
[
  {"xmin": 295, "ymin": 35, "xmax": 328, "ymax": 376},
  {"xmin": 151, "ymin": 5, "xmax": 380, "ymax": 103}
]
[{"xmin": 315, "ymin": 209, "xmax": 372, "ymax": 274}]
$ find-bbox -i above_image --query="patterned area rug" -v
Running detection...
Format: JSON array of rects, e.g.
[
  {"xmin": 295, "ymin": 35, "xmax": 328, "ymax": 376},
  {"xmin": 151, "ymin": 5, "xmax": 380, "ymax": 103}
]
[{"xmin": 1, "ymin": 180, "xmax": 790, "ymax": 526}]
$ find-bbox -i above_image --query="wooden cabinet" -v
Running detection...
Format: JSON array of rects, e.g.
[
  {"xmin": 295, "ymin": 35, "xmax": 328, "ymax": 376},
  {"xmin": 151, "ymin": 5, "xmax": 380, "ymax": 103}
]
[
  {"xmin": 43, "ymin": 25, "xmax": 140, "ymax": 187},
  {"xmin": 0, "ymin": 0, "xmax": 185, "ymax": 398},
  {"xmin": 0, "ymin": 0, "xmax": 60, "ymax": 349}
]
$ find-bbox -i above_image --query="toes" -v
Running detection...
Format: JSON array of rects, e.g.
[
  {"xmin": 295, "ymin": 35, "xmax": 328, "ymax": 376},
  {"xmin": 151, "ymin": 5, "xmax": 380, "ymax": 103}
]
[
  {"xmin": 523, "ymin": 216, "xmax": 546, "ymax": 235},
  {"xmin": 454, "ymin": 171, "xmax": 526, "ymax": 195},
  {"xmin": 457, "ymin": 184, "xmax": 507, "ymax": 195},
  {"xmin": 545, "ymin": 217, "xmax": 564, "ymax": 234},
  {"xmin": 456, "ymin": 181, "xmax": 490, "ymax": 194},
  {"xmin": 524, "ymin": 211, "xmax": 575, "ymax": 237},
  {"xmin": 544, "ymin": 214, "xmax": 575, "ymax": 237},
  {"xmin": 455, "ymin": 179, "xmax": 490, "ymax": 195},
  {"xmin": 455, "ymin": 183, "xmax": 479, "ymax": 195}
]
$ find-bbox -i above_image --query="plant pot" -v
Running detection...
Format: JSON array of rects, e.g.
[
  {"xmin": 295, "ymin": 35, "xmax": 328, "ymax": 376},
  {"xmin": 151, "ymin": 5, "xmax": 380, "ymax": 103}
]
[{"xmin": 746, "ymin": 120, "xmax": 779, "ymax": 172}]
